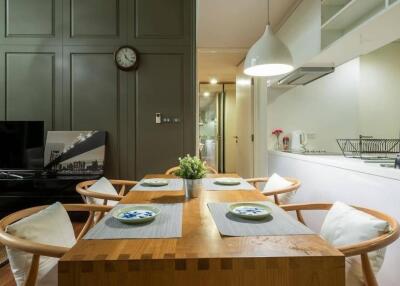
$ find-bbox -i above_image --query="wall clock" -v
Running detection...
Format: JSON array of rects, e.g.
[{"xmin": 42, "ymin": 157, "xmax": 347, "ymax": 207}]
[{"xmin": 114, "ymin": 46, "xmax": 139, "ymax": 71}]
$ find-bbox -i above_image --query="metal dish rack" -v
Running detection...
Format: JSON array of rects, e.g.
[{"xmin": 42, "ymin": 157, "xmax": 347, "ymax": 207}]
[{"xmin": 336, "ymin": 137, "xmax": 400, "ymax": 159}]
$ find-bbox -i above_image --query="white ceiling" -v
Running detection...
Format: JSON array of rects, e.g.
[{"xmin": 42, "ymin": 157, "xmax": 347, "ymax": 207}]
[
  {"xmin": 197, "ymin": 49, "xmax": 246, "ymax": 83},
  {"xmin": 197, "ymin": 0, "xmax": 301, "ymax": 82}
]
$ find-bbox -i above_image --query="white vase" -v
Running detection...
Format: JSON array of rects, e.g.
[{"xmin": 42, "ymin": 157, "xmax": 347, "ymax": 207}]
[{"xmin": 183, "ymin": 178, "xmax": 203, "ymax": 199}]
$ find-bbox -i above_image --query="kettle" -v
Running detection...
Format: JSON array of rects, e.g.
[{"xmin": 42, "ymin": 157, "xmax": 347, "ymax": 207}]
[{"xmin": 291, "ymin": 130, "xmax": 307, "ymax": 152}]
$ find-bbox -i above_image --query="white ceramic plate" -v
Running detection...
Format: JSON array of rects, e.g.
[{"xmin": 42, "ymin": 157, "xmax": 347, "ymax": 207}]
[
  {"xmin": 214, "ymin": 178, "xmax": 241, "ymax": 186},
  {"xmin": 112, "ymin": 205, "xmax": 160, "ymax": 224},
  {"xmin": 228, "ymin": 203, "xmax": 272, "ymax": 220},
  {"xmin": 142, "ymin": 178, "xmax": 169, "ymax": 187}
]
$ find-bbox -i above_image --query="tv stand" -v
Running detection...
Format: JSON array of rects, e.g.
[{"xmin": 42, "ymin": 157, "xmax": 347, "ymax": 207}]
[
  {"xmin": 0, "ymin": 171, "xmax": 23, "ymax": 179},
  {"xmin": 0, "ymin": 172, "xmax": 100, "ymax": 218},
  {"xmin": 0, "ymin": 170, "xmax": 37, "ymax": 180}
]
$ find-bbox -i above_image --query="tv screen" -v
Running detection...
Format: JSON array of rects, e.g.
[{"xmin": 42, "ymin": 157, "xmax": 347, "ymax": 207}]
[{"xmin": 0, "ymin": 121, "xmax": 44, "ymax": 170}]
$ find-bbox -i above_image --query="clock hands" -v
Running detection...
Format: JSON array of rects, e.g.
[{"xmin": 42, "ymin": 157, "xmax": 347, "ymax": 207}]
[{"xmin": 115, "ymin": 46, "xmax": 137, "ymax": 70}]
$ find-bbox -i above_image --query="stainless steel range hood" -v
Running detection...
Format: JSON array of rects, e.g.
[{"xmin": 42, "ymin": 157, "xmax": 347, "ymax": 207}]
[{"xmin": 277, "ymin": 67, "xmax": 334, "ymax": 86}]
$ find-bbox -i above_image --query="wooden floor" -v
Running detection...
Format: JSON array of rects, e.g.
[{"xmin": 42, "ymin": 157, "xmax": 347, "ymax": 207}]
[
  {"xmin": 0, "ymin": 222, "xmax": 84, "ymax": 286},
  {"xmin": 0, "ymin": 264, "xmax": 15, "ymax": 286}
]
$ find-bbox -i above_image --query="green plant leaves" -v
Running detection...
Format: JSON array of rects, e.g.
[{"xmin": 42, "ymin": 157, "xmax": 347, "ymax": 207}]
[{"xmin": 175, "ymin": 154, "xmax": 207, "ymax": 179}]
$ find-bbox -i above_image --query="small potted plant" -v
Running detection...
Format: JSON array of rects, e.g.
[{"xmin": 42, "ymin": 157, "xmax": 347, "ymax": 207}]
[{"xmin": 175, "ymin": 154, "xmax": 207, "ymax": 199}]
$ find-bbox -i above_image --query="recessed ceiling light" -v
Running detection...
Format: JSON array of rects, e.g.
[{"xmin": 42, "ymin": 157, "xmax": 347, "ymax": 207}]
[
  {"xmin": 210, "ymin": 78, "xmax": 218, "ymax": 85},
  {"xmin": 203, "ymin": 92, "xmax": 210, "ymax": 97}
]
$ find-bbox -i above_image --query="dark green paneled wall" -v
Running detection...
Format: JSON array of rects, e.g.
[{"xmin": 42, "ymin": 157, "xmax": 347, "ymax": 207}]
[{"xmin": 0, "ymin": 0, "xmax": 196, "ymax": 179}]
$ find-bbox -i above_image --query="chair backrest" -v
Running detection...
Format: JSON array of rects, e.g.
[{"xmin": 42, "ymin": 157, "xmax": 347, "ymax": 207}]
[
  {"xmin": 0, "ymin": 204, "xmax": 111, "ymax": 286},
  {"xmin": 164, "ymin": 165, "xmax": 218, "ymax": 175},
  {"xmin": 245, "ymin": 177, "xmax": 301, "ymax": 205},
  {"xmin": 76, "ymin": 179, "xmax": 138, "ymax": 205},
  {"xmin": 281, "ymin": 203, "xmax": 400, "ymax": 286}
]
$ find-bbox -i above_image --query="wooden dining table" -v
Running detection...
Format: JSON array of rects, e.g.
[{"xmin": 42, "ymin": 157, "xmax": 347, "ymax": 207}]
[{"xmin": 59, "ymin": 174, "xmax": 345, "ymax": 286}]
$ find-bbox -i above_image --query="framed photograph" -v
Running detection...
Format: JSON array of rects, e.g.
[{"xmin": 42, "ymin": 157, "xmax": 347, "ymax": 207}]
[{"xmin": 44, "ymin": 131, "xmax": 106, "ymax": 175}]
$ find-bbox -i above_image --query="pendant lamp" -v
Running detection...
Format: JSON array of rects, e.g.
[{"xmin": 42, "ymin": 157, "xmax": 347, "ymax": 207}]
[{"xmin": 244, "ymin": 0, "xmax": 294, "ymax": 77}]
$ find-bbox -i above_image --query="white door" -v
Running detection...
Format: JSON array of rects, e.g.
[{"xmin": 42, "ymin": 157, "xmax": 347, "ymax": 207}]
[
  {"xmin": 235, "ymin": 75, "xmax": 254, "ymax": 178},
  {"xmin": 224, "ymin": 84, "xmax": 237, "ymax": 173}
]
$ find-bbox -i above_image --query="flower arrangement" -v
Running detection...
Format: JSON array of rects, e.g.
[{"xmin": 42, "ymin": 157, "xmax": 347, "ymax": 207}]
[
  {"xmin": 272, "ymin": 128, "xmax": 283, "ymax": 136},
  {"xmin": 272, "ymin": 128, "xmax": 284, "ymax": 150},
  {"xmin": 175, "ymin": 154, "xmax": 207, "ymax": 180}
]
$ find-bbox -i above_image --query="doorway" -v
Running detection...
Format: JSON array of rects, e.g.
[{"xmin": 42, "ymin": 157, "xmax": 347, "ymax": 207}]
[{"xmin": 199, "ymin": 83, "xmax": 237, "ymax": 173}]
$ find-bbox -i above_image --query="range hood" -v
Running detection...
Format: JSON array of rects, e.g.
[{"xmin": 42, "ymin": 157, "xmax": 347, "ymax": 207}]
[{"xmin": 277, "ymin": 67, "xmax": 334, "ymax": 86}]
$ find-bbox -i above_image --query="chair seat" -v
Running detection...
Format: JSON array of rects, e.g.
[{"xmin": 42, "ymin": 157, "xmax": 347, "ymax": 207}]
[{"xmin": 0, "ymin": 204, "xmax": 113, "ymax": 286}]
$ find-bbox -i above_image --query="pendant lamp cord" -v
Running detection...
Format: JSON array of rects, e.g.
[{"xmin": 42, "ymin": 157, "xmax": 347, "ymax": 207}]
[{"xmin": 267, "ymin": 0, "xmax": 270, "ymax": 25}]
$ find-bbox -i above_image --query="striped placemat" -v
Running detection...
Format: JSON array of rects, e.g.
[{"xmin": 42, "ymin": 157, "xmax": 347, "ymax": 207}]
[
  {"xmin": 130, "ymin": 179, "xmax": 183, "ymax": 191},
  {"xmin": 207, "ymin": 201, "xmax": 314, "ymax": 237},
  {"xmin": 84, "ymin": 203, "xmax": 183, "ymax": 239},
  {"xmin": 202, "ymin": 178, "xmax": 255, "ymax": 191}
]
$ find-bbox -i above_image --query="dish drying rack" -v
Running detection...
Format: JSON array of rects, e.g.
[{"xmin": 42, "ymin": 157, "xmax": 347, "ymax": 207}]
[{"xmin": 336, "ymin": 136, "xmax": 400, "ymax": 159}]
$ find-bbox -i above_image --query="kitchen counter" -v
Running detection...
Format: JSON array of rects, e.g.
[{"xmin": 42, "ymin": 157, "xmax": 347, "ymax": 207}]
[
  {"xmin": 268, "ymin": 150, "xmax": 400, "ymax": 181},
  {"xmin": 268, "ymin": 150, "xmax": 400, "ymax": 285}
]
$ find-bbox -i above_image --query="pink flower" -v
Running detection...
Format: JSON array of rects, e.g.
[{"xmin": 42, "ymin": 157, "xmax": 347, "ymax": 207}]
[{"xmin": 272, "ymin": 128, "xmax": 283, "ymax": 136}]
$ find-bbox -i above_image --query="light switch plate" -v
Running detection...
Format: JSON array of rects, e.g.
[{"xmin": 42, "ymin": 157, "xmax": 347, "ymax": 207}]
[{"xmin": 155, "ymin": 113, "xmax": 161, "ymax": 124}]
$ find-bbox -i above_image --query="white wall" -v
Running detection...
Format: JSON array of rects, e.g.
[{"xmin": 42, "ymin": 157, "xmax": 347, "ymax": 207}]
[
  {"xmin": 359, "ymin": 42, "xmax": 400, "ymax": 138},
  {"xmin": 266, "ymin": 41, "xmax": 400, "ymax": 152},
  {"xmin": 267, "ymin": 58, "xmax": 361, "ymax": 152},
  {"xmin": 253, "ymin": 78, "xmax": 269, "ymax": 177}
]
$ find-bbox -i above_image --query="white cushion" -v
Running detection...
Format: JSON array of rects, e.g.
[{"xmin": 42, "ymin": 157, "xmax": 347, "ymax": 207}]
[
  {"xmin": 320, "ymin": 202, "xmax": 389, "ymax": 284},
  {"xmin": 6, "ymin": 202, "xmax": 76, "ymax": 286},
  {"xmin": 263, "ymin": 173, "xmax": 296, "ymax": 204},
  {"xmin": 38, "ymin": 263, "xmax": 58, "ymax": 286},
  {"xmin": 86, "ymin": 177, "xmax": 118, "ymax": 206}
]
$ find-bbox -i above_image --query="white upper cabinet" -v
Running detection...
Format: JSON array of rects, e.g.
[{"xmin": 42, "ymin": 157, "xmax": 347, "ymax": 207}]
[
  {"xmin": 312, "ymin": 0, "xmax": 400, "ymax": 67},
  {"xmin": 277, "ymin": 0, "xmax": 400, "ymax": 69},
  {"xmin": 277, "ymin": 0, "xmax": 321, "ymax": 68}
]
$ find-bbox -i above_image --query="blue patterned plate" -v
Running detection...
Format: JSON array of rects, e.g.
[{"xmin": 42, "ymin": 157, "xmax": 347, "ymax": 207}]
[
  {"xmin": 228, "ymin": 203, "xmax": 272, "ymax": 220},
  {"xmin": 112, "ymin": 205, "xmax": 160, "ymax": 224}
]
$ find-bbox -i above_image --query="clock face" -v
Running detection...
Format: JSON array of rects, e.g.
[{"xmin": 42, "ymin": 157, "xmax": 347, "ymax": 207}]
[{"xmin": 115, "ymin": 46, "xmax": 138, "ymax": 70}]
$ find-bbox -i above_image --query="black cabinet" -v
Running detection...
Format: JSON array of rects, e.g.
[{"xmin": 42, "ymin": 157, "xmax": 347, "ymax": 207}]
[{"xmin": 0, "ymin": 174, "xmax": 99, "ymax": 218}]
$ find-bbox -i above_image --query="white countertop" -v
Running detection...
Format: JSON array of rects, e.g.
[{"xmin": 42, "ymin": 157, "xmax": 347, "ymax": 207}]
[{"xmin": 268, "ymin": 150, "xmax": 400, "ymax": 181}]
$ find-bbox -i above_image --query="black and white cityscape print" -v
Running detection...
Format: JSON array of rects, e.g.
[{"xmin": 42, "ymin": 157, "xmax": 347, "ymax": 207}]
[{"xmin": 44, "ymin": 131, "xmax": 106, "ymax": 175}]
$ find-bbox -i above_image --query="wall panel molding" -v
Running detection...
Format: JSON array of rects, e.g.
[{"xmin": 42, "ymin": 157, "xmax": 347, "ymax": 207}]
[
  {"xmin": 5, "ymin": 52, "xmax": 56, "ymax": 128},
  {"xmin": 5, "ymin": 0, "xmax": 55, "ymax": 38},
  {"xmin": 2, "ymin": 48, "xmax": 62, "ymax": 131},
  {"xmin": 0, "ymin": 0, "xmax": 195, "ymax": 178},
  {"xmin": 133, "ymin": 0, "xmax": 184, "ymax": 40},
  {"xmin": 63, "ymin": 0, "xmax": 127, "ymax": 45},
  {"xmin": 63, "ymin": 48, "xmax": 127, "ymax": 177},
  {"xmin": 0, "ymin": 0, "xmax": 62, "ymax": 45},
  {"xmin": 130, "ymin": 46, "xmax": 195, "ymax": 178},
  {"xmin": 70, "ymin": 0, "xmax": 119, "ymax": 38},
  {"xmin": 127, "ymin": 0, "xmax": 194, "ymax": 49}
]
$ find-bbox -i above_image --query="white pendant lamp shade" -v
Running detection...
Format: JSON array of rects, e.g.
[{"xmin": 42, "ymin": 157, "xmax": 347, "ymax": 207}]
[{"xmin": 244, "ymin": 25, "xmax": 294, "ymax": 77}]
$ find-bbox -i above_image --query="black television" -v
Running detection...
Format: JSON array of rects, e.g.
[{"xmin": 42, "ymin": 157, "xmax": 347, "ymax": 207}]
[{"xmin": 0, "ymin": 121, "xmax": 44, "ymax": 171}]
